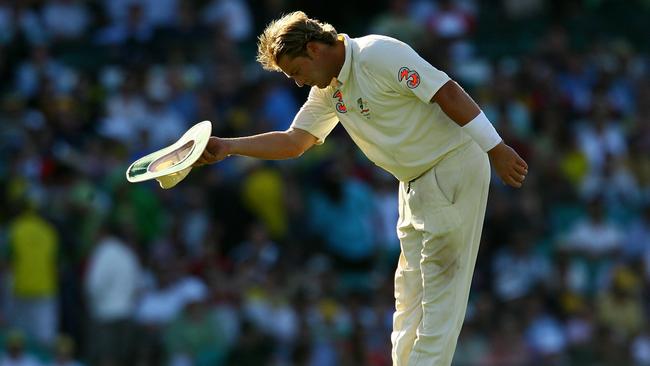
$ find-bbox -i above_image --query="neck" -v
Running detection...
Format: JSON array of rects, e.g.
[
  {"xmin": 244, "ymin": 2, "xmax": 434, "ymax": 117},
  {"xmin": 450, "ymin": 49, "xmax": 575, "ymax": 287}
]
[{"xmin": 332, "ymin": 36, "xmax": 346, "ymax": 77}]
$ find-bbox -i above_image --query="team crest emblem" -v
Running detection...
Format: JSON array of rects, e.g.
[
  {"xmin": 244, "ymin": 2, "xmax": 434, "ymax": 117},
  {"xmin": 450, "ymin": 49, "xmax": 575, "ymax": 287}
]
[
  {"xmin": 357, "ymin": 97, "xmax": 371, "ymax": 119},
  {"xmin": 333, "ymin": 89, "xmax": 347, "ymax": 113},
  {"xmin": 398, "ymin": 67, "xmax": 420, "ymax": 89}
]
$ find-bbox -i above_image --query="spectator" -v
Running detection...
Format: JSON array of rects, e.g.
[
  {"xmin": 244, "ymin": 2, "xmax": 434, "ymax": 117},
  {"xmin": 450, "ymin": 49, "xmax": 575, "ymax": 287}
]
[
  {"xmin": 240, "ymin": 163, "xmax": 288, "ymax": 240},
  {"xmin": 370, "ymin": 169, "xmax": 400, "ymax": 269},
  {"xmin": 580, "ymin": 154, "xmax": 640, "ymax": 208},
  {"xmin": 95, "ymin": 2, "xmax": 153, "ymax": 46},
  {"xmin": 84, "ymin": 221, "xmax": 141, "ymax": 366},
  {"xmin": 452, "ymin": 322, "xmax": 489, "ymax": 366},
  {"xmin": 142, "ymin": 80, "xmax": 186, "ymax": 148},
  {"xmin": 480, "ymin": 315, "xmax": 530, "ymax": 365},
  {"xmin": 135, "ymin": 263, "xmax": 209, "ymax": 326},
  {"xmin": 0, "ymin": 2, "xmax": 46, "ymax": 45},
  {"xmin": 596, "ymin": 266, "xmax": 645, "ymax": 340},
  {"xmin": 14, "ymin": 44, "xmax": 72, "ymax": 99},
  {"xmin": 7, "ymin": 201, "xmax": 59, "ymax": 347},
  {"xmin": 369, "ymin": 0, "xmax": 424, "ymax": 49},
  {"xmin": 166, "ymin": 66, "xmax": 199, "ymax": 123},
  {"xmin": 99, "ymin": 74, "xmax": 148, "ymax": 146},
  {"xmin": 230, "ymin": 222, "xmax": 280, "ymax": 274},
  {"xmin": 560, "ymin": 197, "xmax": 624, "ymax": 294},
  {"xmin": 224, "ymin": 321, "xmax": 274, "ymax": 366},
  {"xmin": 631, "ymin": 327, "xmax": 650, "ymax": 366},
  {"xmin": 0, "ymin": 2, "xmax": 649, "ymax": 365},
  {"xmin": 523, "ymin": 295, "xmax": 568, "ymax": 363},
  {"xmin": 0, "ymin": 330, "xmax": 42, "ymax": 366},
  {"xmin": 624, "ymin": 203, "xmax": 650, "ymax": 261},
  {"xmin": 163, "ymin": 293, "xmax": 227, "ymax": 366},
  {"xmin": 258, "ymin": 78, "xmax": 300, "ymax": 132},
  {"xmin": 426, "ymin": 0, "xmax": 475, "ymax": 40},
  {"xmin": 575, "ymin": 104, "xmax": 627, "ymax": 175},
  {"xmin": 201, "ymin": 0, "xmax": 253, "ymax": 42},
  {"xmin": 491, "ymin": 229, "xmax": 552, "ymax": 302},
  {"xmin": 307, "ymin": 160, "xmax": 377, "ymax": 271},
  {"xmin": 134, "ymin": 262, "xmax": 209, "ymax": 365},
  {"xmin": 141, "ymin": 0, "xmax": 178, "ymax": 29},
  {"xmin": 41, "ymin": 0, "xmax": 90, "ymax": 41},
  {"xmin": 0, "ymin": 1, "xmax": 13, "ymax": 44},
  {"xmin": 47, "ymin": 335, "xmax": 84, "ymax": 366},
  {"xmin": 563, "ymin": 300, "xmax": 597, "ymax": 365}
]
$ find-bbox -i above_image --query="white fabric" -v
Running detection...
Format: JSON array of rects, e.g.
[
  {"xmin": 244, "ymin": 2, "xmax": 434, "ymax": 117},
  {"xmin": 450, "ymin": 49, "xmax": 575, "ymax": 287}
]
[
  {"xmin": 290, "ymin": 34, "xmax": 472, "ymax": 182},
  {"xmin": 564, "ymin": 220, "xmax": 623, "ymax": 255},
  {"xmin": 135, "ymin": 276, "xmax": 207, "ymax": 325},
  {"xmin": 461, "ymin": 111, "xmax": 501, "ymax": 151},
  {"xmin": 576, "ymin": 121, "xmax": 627, "ymax": 172},
  {"xmin": 85, "ymin": 237, "xmax": 141, "ymax": 321},
  {"xmin": 392, "ymin": 142, "xmax": 490, "ymax": 365},
  {"xmin": 135, "ymin": 289, "xmax": 185, "ymax": 325}
]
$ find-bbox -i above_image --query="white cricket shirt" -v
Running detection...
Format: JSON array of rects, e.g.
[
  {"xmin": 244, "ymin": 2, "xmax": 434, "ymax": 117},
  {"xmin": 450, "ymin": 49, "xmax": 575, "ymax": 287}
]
[{"xmin": 290, "ymin": 33, "xmax": 472, "ymax": 182}]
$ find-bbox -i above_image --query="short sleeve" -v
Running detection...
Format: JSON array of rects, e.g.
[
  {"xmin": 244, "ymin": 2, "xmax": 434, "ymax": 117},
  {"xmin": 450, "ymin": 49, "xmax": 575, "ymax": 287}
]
[
  {"xmin": 290, "ymin": 86, "xmax": 339, "ymax": 144},
  {"xmin": 360, "ymin": 37, "xmax": 451, "ymax": 104}
]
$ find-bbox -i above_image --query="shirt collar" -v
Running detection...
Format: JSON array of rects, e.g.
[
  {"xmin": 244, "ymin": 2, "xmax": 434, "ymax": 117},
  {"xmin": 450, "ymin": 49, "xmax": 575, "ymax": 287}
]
[{"xmin": 331, "ymin": 33, "xmax": 352, "ymax": 87}]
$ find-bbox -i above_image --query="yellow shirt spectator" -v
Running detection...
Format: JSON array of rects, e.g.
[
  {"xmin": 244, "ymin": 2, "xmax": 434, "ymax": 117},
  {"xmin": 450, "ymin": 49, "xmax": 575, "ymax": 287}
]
[{"xmin": 9, "ymin": 210, "xmax": 59, "ymax": 297}]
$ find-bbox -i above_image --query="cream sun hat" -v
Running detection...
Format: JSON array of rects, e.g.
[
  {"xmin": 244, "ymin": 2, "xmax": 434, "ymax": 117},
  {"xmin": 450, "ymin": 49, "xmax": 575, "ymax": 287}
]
[{"xmin": 126, "ymin": 120, "xmax": 212, "ymax": 189}]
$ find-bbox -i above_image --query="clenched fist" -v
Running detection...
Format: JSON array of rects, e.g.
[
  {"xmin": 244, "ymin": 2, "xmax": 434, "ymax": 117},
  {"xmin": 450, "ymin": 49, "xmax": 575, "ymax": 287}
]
[{"xmin": 488, "ymin": 142, "xmax": 528, "ymax": 188}]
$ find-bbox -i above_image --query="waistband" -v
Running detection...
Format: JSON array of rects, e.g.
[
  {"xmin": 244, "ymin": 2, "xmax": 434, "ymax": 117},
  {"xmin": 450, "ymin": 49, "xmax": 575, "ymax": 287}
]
[{"xmin": 402, "ymin": 140, "xmax": 473, "ymax": 184}]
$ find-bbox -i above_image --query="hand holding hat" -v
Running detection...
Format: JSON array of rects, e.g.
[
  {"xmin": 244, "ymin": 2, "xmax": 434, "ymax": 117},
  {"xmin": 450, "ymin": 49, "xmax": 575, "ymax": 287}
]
[
  {"xmin": 126, "ymin": 121, "xmax": 212, "ymax": 189},
  {"xmin": 193, "ymin": 136, "xmax": 231, "ymax": 167}
]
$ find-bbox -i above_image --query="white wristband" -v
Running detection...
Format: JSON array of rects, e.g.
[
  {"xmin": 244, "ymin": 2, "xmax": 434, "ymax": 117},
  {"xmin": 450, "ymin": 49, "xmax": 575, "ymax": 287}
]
[{"xmin": 462, "ymin": 111, "xmax": 502, "ymax": 152}]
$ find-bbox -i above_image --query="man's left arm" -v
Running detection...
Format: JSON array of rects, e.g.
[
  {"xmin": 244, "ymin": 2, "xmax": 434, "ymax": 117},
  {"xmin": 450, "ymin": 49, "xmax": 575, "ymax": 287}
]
[{"xmin": 431, "ymin": 80, "xmax": 528, "ymax": 188}]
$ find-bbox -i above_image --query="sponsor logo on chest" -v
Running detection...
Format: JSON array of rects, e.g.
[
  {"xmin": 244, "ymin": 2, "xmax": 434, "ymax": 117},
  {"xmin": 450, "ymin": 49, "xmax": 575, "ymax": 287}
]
[
  {"xmin": 333, "ymin": 89, "xmax": 347, "ymax": 113},
  {"xmin": 332, "ymin": 89, "xmax": 371, "ymax": 119}
]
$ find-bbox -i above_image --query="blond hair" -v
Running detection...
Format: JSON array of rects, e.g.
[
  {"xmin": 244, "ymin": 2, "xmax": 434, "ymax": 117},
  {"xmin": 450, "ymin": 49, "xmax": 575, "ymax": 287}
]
[{"xmin": 257, "ymin": 11, "xmax": 337, "ymax": 72}]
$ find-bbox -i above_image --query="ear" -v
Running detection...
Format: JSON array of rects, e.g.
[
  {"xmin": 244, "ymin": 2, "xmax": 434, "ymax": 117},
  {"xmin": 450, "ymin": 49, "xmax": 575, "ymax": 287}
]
[{"xmin": 306, "ymin": 41, "xmax": 320, "ymax": 57}]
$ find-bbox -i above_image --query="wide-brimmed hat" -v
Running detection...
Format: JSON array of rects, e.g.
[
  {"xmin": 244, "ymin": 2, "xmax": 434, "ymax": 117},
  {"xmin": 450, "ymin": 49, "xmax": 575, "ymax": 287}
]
[{"xmin": 126, "ymin": 120, "xmax": 212, "ymax": 189}]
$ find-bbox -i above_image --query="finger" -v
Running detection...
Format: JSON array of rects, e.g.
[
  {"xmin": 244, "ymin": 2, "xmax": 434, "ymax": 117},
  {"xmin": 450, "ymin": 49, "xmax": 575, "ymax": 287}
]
[
  {"xmin": 509, "ymin": 173, "xmax": 525, "ymax": 186},
  {"xmin": 508, "ymin": 177, "xmax": 523, "ymax": 188},
  {"xmin": 517, "ymin": 159, "xmax": 528, "ymax": 170},
  {"xmin": 194, "ymin": 154, "xmax": 209, "ymax": 167},
  {"xmin": 514, "ymin": 165, "xmax": 527, "ymax": 175},
  {"xmin": 510, "ymin": 171, "xmax": 526, "ymax": 182},
  {"xmin": 202, "ymin": 148, "xmax": 216, "ymax": 160},
  {"xmin": 500, "ymin": 174, "xmax": 513, "ymax": 187}
]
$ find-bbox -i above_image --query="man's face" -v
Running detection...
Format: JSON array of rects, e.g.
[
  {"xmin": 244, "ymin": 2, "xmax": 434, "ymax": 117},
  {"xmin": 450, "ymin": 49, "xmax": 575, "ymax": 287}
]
[{"xmin": 277, "ymin": 42, "xmax": 334, "ymax": 89}]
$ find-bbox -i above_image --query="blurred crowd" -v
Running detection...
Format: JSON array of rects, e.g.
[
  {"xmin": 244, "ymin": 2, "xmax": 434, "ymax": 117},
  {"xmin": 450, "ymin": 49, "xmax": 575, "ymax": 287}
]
[{"xmin": 1, "ymin": 0, "xmax": 649, "ymax": 365}]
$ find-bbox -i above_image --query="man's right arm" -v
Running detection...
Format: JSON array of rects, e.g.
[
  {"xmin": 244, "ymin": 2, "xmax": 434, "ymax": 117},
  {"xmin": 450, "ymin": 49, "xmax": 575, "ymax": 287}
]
[{"xmin": 194, "ymin": 128, "xmax": 318, "ymax": 166}]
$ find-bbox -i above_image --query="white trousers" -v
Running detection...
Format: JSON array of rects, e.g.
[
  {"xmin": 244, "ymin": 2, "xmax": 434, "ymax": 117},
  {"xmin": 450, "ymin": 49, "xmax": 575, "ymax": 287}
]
[{"xmin": 391, "ymin": 141, "xmax": 490, "ymax": 366}]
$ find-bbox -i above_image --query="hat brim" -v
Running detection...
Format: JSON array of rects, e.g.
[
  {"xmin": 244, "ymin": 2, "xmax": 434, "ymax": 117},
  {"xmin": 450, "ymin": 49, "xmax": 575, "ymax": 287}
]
[{"xmin": 126, "ymin": 120, "xmax": 212, "ymax": 189}]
